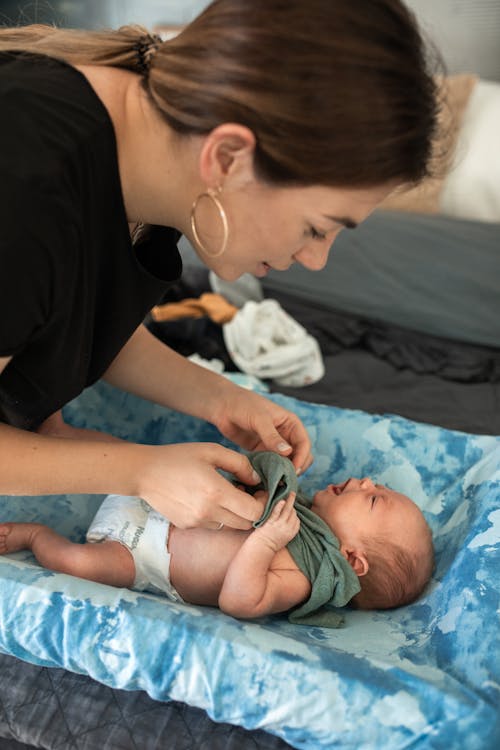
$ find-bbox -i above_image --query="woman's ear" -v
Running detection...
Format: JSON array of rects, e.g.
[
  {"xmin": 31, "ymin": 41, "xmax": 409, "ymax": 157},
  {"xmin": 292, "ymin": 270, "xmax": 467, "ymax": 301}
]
[
  {"xmin": 340, "ymin": 545, "xmax": 369, "ymax": 577},
  {"xmin": 198, "ymin": 123, "xmax": 256, "ymax": 188}
]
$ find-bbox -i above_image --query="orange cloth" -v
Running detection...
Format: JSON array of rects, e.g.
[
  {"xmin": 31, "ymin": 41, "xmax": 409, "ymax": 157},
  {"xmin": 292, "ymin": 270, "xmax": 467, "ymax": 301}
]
[{"xmin": 151, "ymin": 292, "xmax": 238, "ymax": 324}]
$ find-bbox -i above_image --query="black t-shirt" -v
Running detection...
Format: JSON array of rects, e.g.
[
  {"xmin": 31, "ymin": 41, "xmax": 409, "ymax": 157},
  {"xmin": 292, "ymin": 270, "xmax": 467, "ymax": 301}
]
[{"xmin": 0, "ymin": 52, "xmax": 182, "ymax": 429}]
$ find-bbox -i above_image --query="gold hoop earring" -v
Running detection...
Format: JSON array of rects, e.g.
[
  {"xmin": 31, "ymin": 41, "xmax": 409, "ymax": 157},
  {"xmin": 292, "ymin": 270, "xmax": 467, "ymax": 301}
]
[{"xmin": 190, "ymin": 187, "xmax": 229, "ymax": 259}]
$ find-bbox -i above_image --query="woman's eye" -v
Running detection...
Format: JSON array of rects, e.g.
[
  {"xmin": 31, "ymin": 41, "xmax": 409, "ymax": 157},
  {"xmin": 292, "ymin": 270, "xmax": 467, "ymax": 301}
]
[{"xmin": 308, "ymin": 226, "xmax": 327, "ymax": 241}]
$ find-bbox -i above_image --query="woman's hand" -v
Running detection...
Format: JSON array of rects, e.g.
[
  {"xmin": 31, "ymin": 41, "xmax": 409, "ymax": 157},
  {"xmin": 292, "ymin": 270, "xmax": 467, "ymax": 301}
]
[
  {"xmin": 102, "ymin": 326, "xmax": 313, "ymax": 472},
  {"xmin": 136, "ymin": 441, "xmax": 265, "ymax": 530},
  {"xmin": 209, "ymin": 386, "xmax": 313, "ymax": 475}
]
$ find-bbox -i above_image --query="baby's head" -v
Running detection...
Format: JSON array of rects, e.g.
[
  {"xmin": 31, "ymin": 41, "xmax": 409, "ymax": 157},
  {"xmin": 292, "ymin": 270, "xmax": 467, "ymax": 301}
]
[{"xmin": 311, "ymin": 477, "xmax": 434, "ymax": 610}]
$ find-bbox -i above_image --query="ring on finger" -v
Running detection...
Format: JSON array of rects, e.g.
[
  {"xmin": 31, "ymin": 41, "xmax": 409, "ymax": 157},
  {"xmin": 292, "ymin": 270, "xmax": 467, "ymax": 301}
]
[{"xmin": 216, "ymin": 521, "xmax": 224, "ymax": 530}]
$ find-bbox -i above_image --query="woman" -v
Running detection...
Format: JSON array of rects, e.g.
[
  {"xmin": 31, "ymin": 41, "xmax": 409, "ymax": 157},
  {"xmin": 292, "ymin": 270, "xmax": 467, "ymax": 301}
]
[{"xmin": 0, "ymin": 0, "xmax": 438, "ymax": 530}]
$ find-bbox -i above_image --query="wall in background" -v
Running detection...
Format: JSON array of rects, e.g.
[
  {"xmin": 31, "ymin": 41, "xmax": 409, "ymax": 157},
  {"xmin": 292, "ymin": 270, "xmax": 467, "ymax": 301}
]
[
  {"xmin": 407, "ymin": 0, "xmax": 500, "ymax": 81},
  {"xmin": 0, "ymin": 0, "xmax": 210, "ymax": 29},
  {"xmin": 1, "ymin": 0, "xmax": 499, "ymax": 81}
]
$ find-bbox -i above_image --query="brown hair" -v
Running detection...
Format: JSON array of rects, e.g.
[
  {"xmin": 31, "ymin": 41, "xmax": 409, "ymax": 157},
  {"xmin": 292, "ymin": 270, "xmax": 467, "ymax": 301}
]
[
  {"xmin": 352, "ymin": 528, "xmax": 435, "ymax": 610},
  {"xmin": 0, "ymin": 0, "xmax": 439, "ymax": 188}
]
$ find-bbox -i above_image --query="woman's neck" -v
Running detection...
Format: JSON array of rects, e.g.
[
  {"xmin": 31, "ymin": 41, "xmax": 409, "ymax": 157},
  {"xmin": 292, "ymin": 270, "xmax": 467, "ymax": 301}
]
[{"xmin": 74, "ymin": 64, "xmax": 199, "ymax": 231}]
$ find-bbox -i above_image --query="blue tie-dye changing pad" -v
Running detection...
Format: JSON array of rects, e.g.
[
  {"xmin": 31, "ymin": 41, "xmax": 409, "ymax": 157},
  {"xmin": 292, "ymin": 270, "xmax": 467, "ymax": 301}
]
[{"xmin": 0, "ymin": 380, "xmax": 498, "ymax": 750}]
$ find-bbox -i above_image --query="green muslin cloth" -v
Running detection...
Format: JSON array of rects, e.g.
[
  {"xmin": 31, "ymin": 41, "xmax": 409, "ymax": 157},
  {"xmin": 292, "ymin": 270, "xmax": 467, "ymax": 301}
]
[{"xmin": 248, "ymin": 451, "xmax": 361, "ymax": 627}]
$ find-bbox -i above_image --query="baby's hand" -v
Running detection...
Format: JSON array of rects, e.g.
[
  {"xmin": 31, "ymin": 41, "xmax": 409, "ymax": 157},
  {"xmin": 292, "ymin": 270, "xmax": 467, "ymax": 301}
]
[{"xmin": 253, "ymin": 492, "xmax": 300, "ymax": 552}]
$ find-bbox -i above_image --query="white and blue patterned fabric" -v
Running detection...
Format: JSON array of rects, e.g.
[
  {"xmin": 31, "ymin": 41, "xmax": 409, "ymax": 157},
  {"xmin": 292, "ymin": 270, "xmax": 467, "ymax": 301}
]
[{"xmin": 0, "ymin": 380, "xmax": 499, "ymax": 750}]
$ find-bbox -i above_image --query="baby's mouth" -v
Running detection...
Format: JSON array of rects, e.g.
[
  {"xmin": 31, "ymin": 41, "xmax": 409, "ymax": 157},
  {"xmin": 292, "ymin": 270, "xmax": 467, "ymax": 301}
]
[{"xmin": 329, "ymin": 480, "xmax": 350, "ymax": 495}]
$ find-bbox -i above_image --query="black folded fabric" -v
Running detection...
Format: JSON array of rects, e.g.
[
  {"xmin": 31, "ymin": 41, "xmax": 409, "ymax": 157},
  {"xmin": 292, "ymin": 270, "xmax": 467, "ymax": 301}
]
[{"xmin": 267, "ymin": 289, "xmax": 500, "ymax": 384}]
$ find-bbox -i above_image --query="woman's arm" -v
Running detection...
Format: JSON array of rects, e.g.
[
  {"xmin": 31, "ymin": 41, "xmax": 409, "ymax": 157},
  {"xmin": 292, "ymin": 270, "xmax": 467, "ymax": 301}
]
[
  {"xmin": 0, "ymin": 330, "xmax": 309, "ymax": 530},
  {"xmin": 0, "ymin": 422, "xmax": 265, "ymax": 528},
  {"xmin": 218, "ymin": 493, "xmax": 311, "ymax": 619},
  {"xmin": 102, "ymin": 322, "xmax": 227, "ymax": 417},
  {"xmin": 0, "ymin": 347, "xmax": 265, "ymax": 528},
  {"xmin": 103, "ymin": 324, "xmax": 313, "ymax": 473},
  {"xmin": 0, "ymin": 420, "xmax": 139, "ymax": 497}
]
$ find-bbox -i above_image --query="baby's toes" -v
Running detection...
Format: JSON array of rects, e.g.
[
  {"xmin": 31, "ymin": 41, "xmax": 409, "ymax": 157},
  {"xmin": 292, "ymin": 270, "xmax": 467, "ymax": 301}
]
[
  {"xmin": 0, "ymin": 523, "xmax": 12, "ymax": 553},
  {"xmin": 0, "ymin": 522, "xmax": 31, "ymax": 555}
]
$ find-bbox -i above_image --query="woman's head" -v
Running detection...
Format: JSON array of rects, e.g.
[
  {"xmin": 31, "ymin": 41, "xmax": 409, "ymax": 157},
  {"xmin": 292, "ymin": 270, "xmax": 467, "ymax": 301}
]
[
  {"xmin": 0, "ymin": 1, "xmax": 440, "ymax": 278},
  {"xmin": 150, "ymin": 0, "xmax": 439, "ymax": 277},
  {"xmin": 0, "ymin": 0, "xmax": 439, "ymax": 190},
  {"xmin": 148, "ymin": 0, "xmax": 439, "ymax": 190}
]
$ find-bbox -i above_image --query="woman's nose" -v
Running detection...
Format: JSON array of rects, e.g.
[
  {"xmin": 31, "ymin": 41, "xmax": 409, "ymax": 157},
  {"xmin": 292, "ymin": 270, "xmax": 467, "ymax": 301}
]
[{"xmin": 294, "ymin": 238, "xmax": 332, "ymax": 270}]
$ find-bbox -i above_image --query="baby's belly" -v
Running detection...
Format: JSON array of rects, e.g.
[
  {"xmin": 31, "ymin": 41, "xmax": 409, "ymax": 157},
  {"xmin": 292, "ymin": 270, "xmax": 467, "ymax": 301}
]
[{"xmin": 168, "ymin": 526, "xmax": 251, "ymax": 606}]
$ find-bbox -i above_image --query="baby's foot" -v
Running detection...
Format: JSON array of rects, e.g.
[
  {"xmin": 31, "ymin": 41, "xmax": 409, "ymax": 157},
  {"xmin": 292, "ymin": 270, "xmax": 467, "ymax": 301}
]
[{"xmin": 0, "ymin": 522, "xmax": 42, "ymax": 554}]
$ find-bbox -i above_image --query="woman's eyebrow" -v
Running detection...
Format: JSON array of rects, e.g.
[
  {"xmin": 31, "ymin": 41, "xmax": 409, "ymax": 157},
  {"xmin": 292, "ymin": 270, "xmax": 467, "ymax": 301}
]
[{"xmin": 323, "ymin": 215, "xmax": 358, "ymax": 229}]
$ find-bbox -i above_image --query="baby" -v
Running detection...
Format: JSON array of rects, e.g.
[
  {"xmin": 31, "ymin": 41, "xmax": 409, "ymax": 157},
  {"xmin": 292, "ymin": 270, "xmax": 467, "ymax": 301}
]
[{"xmin": 0, "ymin": 452, "xmax": 434, "ymax": 627}]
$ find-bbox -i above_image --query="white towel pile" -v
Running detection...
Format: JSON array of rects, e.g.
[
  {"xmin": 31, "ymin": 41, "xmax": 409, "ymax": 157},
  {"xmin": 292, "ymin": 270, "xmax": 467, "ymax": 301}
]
[{"xmin": 223, "ymin": 299, "xmax": 325, "ymax": 387}]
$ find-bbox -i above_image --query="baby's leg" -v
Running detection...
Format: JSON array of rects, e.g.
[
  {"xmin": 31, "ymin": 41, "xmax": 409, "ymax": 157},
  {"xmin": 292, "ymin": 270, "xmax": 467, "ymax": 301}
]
[{"xmin": 0, "ymin": 522, "xmax": 135, "ymax": 588}]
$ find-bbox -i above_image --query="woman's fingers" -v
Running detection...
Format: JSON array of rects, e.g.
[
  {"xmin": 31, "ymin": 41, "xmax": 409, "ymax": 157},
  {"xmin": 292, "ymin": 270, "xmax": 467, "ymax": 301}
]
[
  {"xmin": 213, "ymin": 445, "xmax": 261, "ymax": 486},
  {"xmin": 297, "ymin": 450, "xmax": 314, "ymax": 475},
  {"xmin": 211, "ymin": 386, "xmax": 313, "ymax": 473},
  {"xmin": 250, "ymin": 412, "xmax": 312, "ymax": 475},
  {"xmin": 203, "ymin": 445, "xmax": 268, "ymax": 527},
  {"xmin": 214, "ymin": 486, "xmax": 266, "ymax": 529},
  {"xmin": 139, "ymin": 442, "xmax": 299, "ymax": 533}
]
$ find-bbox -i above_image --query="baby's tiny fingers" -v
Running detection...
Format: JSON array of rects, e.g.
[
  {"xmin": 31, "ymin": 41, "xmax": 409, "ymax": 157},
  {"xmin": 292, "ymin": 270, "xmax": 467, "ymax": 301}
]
[
  {"xmin": 283, "ymin": 491, "xmax": 296, "ymax": 517},
  {"xmin": 270, "ymin": 499, "xmax": 286, "ymax": 518}
]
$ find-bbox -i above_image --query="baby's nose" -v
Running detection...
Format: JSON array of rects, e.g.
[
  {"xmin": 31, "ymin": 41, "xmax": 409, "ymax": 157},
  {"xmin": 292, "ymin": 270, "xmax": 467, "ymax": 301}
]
[{"xmin": 359, "ymin": 477, "xmax": 375, "ymax": 490}]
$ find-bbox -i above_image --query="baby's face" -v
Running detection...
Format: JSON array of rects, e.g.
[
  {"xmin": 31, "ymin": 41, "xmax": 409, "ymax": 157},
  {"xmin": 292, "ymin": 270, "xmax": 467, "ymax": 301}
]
[{"xmin": 311, "ymin": 477, "xmax": 427, "ymax": 551}]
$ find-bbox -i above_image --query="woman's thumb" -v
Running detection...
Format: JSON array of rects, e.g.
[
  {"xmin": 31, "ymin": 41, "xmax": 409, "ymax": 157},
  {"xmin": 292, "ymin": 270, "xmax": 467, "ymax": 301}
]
[{"xmin": 263, "ymin": 429, "xmax": 292, "ymax": 456}]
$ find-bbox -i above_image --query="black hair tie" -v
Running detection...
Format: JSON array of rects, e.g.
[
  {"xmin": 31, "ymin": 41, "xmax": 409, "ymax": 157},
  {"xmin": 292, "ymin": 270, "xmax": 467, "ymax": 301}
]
[{"xmin": 134, "ymin": 33, "xmax": 162, "ymax": 75}]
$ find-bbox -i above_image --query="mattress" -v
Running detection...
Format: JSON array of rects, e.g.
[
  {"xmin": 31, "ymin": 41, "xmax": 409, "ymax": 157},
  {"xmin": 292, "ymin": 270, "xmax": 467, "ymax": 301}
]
[{"xmin": 0, "ymin": 380, "xmax": 499, "ymax": 749}]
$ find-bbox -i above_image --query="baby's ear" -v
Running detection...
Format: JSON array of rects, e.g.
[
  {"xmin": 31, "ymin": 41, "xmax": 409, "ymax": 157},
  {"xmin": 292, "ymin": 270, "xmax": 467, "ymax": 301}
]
[{"xmin": 340, "ymin": 545, "xmax": 369, "ymax": 577}]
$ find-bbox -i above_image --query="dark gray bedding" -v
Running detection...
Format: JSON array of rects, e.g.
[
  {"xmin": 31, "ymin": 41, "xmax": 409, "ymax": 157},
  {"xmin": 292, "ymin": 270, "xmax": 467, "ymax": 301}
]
[
  {"xmin": 263, "ymin": 210, "xmax": 500, "ymax": 349},
  {"xmin": 265, "ymin": 288, "xmax": 500, "ymax": 435},
  {"xmin": 0, "ymin": 652, "xmax": 292, "ymax": 750}
]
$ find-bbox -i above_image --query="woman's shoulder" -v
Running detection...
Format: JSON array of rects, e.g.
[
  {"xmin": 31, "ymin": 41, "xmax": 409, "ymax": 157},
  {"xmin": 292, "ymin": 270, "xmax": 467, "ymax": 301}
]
[
  {"xmin": 0, "ymin": 52, "xmax": 115, "ymax": 183},
  {"xmin": 0, "ymin": 51, "xmax": 105, "ymax": 114}
]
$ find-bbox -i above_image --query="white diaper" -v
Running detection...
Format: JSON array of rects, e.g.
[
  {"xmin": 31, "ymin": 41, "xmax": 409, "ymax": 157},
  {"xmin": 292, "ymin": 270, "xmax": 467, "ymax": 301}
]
[{"xmin": 86, "ymin": 494, "xmax": 184, "ymax": 601}]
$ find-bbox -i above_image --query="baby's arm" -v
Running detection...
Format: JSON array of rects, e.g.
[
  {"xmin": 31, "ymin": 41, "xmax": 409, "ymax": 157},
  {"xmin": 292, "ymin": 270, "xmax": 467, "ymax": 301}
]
[{"xmin": 218, "ymin": 492, "xmax": 311, "ymax": 619}]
